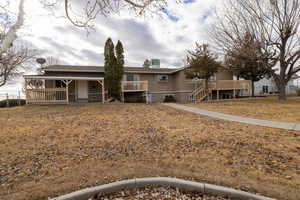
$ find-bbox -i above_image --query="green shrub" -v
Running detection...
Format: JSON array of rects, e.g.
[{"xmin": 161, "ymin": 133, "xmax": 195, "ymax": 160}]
[{"xmin": 0, "ymin": 99, "xmax": 26, "ymax": 108}]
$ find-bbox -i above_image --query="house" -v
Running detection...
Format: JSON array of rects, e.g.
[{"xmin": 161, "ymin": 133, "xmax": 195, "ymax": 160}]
[
  {"xmin": 23, "ymin": 63, "xmax": 252, "ymax": 104},
  {"xmin": 254, "ymin": 76, "xmax": 300, "ymax": 96}
]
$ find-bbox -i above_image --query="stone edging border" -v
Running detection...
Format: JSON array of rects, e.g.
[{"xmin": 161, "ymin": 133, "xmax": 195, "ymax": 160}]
[{"xmin": 50, "ymin": 177, "xmax": 274, "ymax": 200}]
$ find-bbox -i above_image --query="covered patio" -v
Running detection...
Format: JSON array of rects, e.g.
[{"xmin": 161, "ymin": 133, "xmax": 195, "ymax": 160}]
[{"xmin": 24, "ymin": 75, "xmax": 105, "ymax": 104}]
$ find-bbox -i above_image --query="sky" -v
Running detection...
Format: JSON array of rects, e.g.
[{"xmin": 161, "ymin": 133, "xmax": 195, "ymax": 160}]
[{"xmin": 0, "ymin": 0, "xmax": 222, "ymax": 94}]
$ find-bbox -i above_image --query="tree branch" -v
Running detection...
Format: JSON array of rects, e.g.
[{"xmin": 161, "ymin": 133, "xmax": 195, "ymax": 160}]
[{"xmin": 0, "ymin": 0, "xmax": 25, "ymax": 53}]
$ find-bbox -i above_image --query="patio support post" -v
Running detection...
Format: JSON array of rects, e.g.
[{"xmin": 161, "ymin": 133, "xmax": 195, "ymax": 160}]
[
  {"xmin": 102, "ymin": 80, "xmax": 105, "ymax": 103},
  {"xmin": 62, "ymin": 80, "xmax": 72, "ymax": 104},
  {"xmin": 97, "ymin": 80, "xmax": 105, "ymax": 103},
  {"xmin": 217, "ymin": 90, "xmax": 219, "ymax": 100},
  {"xmin": 145, "ymin": 91, "xmax": 148, "ymax": 104}
]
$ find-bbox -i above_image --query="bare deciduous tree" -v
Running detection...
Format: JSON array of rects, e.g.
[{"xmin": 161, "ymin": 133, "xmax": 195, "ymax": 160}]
[
  {"xmin": 211, "ymin": 0, "xmax": 300, "ymax": 100},
  {"xmin": 0, "ymin": 0, "xmax": 25, "ymax": 54},
  {"xmin": 42, "ymin": 0, "xmax": 167, "ymax": 28},
  {"xmin": 0, "ymin": 47, "xmax": 36, "ymax": 87},
  {"xmin": 0, "ymin": 0, "xmax": 37, "ymax": 88}
]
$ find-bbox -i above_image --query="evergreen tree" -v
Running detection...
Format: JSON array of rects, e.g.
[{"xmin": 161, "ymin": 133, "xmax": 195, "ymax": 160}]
[
  {"xmin": 104, "ymin": 38, "xmax": 115, "ymax": 98},
  {"xmin": 104, "ymin": 38, "xmax": 124, "ymax": 100},
  {"xmin": 143, "ymin": 59, "xmax": 151, "ymax": 68},
  {"xmin": 225, "ymin": 33, "xmax": 270, "ymax": 97},
  {"xmin": 115, "ymin": 40, "xmax": 124, "ymax": 100},
  {"xmin": 185, "ymin": 43, "xmax": 221, "ymax": 89}
]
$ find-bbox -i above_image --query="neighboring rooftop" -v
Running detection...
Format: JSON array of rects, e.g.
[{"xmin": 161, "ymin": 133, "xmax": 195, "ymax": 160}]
[{"xmin": 42, "ymin": 65, "xmax": 185, "ymax": 74}]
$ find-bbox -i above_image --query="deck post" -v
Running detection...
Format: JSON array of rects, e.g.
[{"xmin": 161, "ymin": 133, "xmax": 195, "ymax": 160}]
[
  {"xmin": 6, "ymin": 93, "xmax": 9, "ymax": 107},
  {"xmin": 217, "ymin": 90, "xmax": 219, "ymax": 100},
  {"xmin": 25, "ymin": 78, "xmax": 28, "ymax": 105},
  {"xmin": 233, "ymin": 89, "xmax": 236, "ymax": 98},
  {"xmin": 145, "ymin": 91, "xmax": 149, "ymax": 104},
  {"xmin": 18, "ymin": 91, "xmax": 21, "ymax": 106},
  {"xmin": 66, "ymin": 81, "xmax": 69, "ymax": 103}
]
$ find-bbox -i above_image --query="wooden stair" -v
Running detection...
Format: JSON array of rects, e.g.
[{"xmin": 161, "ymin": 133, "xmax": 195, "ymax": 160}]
[{"xmin": 190, "ymin": 87, "xmax": 208, "ymax": 102}]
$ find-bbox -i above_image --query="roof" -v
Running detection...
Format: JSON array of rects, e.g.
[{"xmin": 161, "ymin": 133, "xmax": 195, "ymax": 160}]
[
  {"xmin": 24, "ymin": 75, "xmax": 104, "ymax": 81},
  {"xmin": 42, "ymin": 65, "xmax": 185, "ymax": 74}
]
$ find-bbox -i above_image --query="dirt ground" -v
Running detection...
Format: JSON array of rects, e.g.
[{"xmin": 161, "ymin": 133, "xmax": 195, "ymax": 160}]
[
  {"xmin": 187, "ymin": 97, "xmax": 300, "ymax": 122},
  {"xmin": 0, "ymin": 104, "xmax": 299, "ymax": 200}
]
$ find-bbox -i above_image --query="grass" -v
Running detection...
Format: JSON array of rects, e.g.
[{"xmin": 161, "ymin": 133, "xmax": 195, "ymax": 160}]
[
  {"xmin": 0, "ymin": 104, "xmax": 299, "ymax": 200},
  {"xmin": 188, "ymin": 97, "xmax": 300, "ymax": 122}
]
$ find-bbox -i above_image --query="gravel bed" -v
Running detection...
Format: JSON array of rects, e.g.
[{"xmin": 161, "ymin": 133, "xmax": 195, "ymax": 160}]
[{"xmin": 89, "ymin": 187, "xmax": 230, "ymax": 200}]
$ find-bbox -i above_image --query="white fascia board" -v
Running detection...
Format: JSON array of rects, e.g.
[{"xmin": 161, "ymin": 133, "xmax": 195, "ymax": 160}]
[{"xmin": 23, "ymin": 75, "xmax": 104, "ymax": 81}]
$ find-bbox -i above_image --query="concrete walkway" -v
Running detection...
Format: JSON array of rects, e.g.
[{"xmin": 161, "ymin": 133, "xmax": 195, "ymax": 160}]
[{"xmin": 164, "ymin": 103, "xmax": 300, "ymax": 131}]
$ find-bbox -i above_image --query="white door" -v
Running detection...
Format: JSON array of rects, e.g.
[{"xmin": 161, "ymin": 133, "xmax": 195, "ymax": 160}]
[{"xmin": 77, "ymin": 80, "xmax": 88, "ymax": 99}]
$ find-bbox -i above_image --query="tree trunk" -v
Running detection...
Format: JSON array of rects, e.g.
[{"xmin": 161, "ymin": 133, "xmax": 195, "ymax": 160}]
[
  {"xmin": 277, "ymin": 83, "xmax": 287, "ymax": 100},
  {"xmin": 251, "ymin": 80, "xmax": 255, "ymax": 97}
]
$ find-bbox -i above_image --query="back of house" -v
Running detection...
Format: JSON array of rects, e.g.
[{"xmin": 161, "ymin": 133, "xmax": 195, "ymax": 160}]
[{"xmin": 24, "ymin": 63, "xmax": 252, "ymax": 104}]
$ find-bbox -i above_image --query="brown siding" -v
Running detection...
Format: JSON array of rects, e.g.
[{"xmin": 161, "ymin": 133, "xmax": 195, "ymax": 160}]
[
  {"xmin": 130, "ymin": 73, "xmax": 175, "ymax": 93},
  {"xmin": 172, "ymin": 70, "xmax": 194, "ymax": 92}
]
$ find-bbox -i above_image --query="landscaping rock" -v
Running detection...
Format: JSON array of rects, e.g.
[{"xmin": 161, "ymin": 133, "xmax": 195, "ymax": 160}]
[{"xmin": 92, "ymin": 187, "xmax": 230, "ymax": 200}]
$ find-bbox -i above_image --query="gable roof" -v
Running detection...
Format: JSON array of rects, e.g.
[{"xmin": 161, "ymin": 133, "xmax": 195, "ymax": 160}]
[{"xmin": 42, "ymin": 65, "xmax": 185, "ymax": 74}]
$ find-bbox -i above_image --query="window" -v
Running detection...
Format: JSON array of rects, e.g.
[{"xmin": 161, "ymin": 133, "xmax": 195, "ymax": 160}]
[
  {"xmin": 126, "ymin": 74, "xmax": 134, "ymax": 81},
  {"xmin": 55, "ymin": 80, "xmax": 66, "ymax": 88},
  {"xmin": 157, "ymin": 75, "xmax": 168, "ymax": 82},
  {"xmin": 124, "ymin": 74, "xmax": 139, "ymax": 81},
  {"xmin": 262, "ymin": 85, "xmax": 268, "ymax": 93}
]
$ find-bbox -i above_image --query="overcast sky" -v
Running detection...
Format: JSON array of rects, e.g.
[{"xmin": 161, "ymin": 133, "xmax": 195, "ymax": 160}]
[{"xmin": 0, "ymin": 0, "xmax": 223, "ymax": 94}]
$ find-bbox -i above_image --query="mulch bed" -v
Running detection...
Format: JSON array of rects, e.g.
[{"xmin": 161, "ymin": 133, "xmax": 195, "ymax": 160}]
[{"xmin": 91, "ymin": 187, "xmax": 230, "ymax": 200}]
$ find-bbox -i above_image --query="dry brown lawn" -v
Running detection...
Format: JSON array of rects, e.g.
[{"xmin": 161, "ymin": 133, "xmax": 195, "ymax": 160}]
[
  {"xmin": 0, "ymin": 104, "xmax": 299, "ymax": 200},
  {"xmin": 188, "ymin": 97, "xmax": 300, "ymax": 123}
]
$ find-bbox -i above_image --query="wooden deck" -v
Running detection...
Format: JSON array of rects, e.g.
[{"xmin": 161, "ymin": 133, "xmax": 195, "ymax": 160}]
[
  {"xmin": 121, "ymin": 81, "xmax": 148, "ymax": 92},
  {"xmin": 208, "ymin": 80, "xmax": 252, "ymax": 90}
]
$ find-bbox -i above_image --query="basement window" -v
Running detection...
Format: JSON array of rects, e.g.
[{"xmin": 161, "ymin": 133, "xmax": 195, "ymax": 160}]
[{"xmin": 157, "ymin": 75, "xmax": 168, "ymax": 82}]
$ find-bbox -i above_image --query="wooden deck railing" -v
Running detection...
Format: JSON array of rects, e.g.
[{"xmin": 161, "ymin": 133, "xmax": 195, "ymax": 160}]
[
  {"xmin": 122, "ymin": 81, "xmax": 148, "ymax": 92},
  {"xmin": 208, "ymin": 80, "xmax": 252, "ymax": 90},
  {"xmin": 26, "ymin": 88, "xmax": 68, "ymax": 104}
]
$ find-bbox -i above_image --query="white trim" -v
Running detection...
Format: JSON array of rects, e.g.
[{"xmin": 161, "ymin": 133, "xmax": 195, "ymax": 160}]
[
  {"xmin": 42, "ymin": 68, "xmax": 186, "ymax": 74},
  {"xmin": 157, "ymin": 74, "xmax": 169, "ymax": 82},
  {"xmin": 125, "ymin": 71, "xmax": 174, "ymax": 74},
  {"xmin": 44, "ymin": 69, "xmax": 102, "ymax": 73},
  {"xmin": 24, "ymin": 75, "xmax": 104, "ymax": 81}
]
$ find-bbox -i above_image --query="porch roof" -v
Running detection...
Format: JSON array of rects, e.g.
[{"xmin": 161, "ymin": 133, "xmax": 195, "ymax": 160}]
[{"xmin": 24, "ymin": 75, "xmax": 104, "ymax": 81}]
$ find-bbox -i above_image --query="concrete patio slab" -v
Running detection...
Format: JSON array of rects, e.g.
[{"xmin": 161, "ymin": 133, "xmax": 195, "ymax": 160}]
[{"xmin": 164, "ymin": 103, "xmax": 300, "ymax": 131}]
